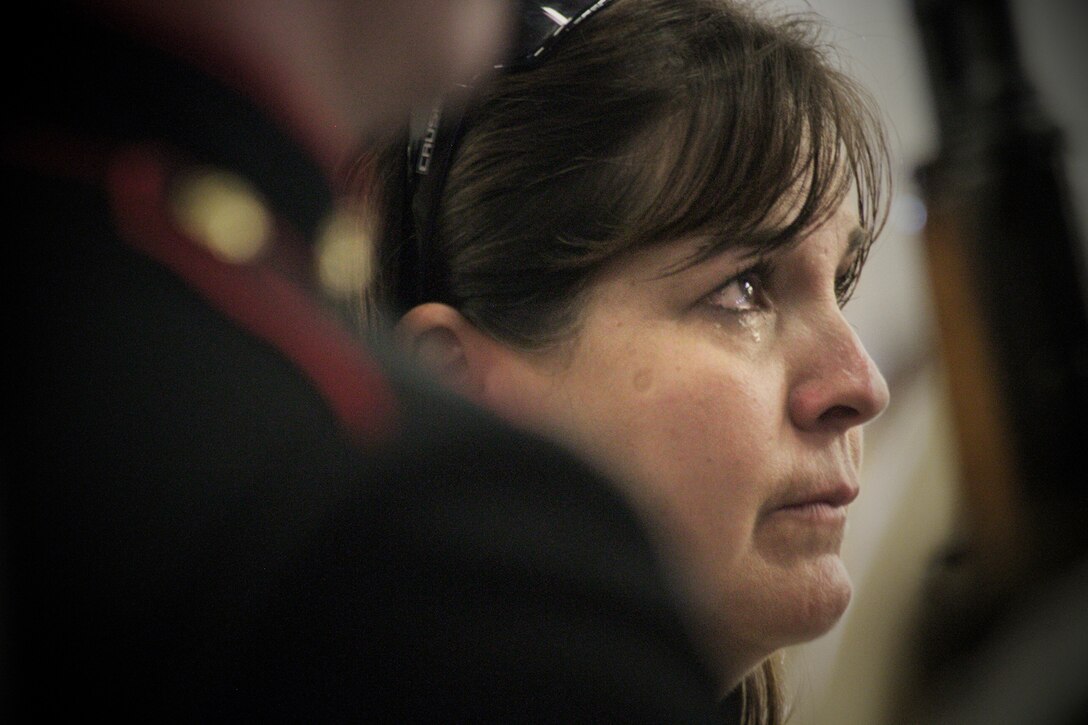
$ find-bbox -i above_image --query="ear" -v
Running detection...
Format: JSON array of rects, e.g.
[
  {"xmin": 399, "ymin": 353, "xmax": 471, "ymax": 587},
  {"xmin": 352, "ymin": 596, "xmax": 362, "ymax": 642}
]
[
  {"xmin": 395, "ymin": 302, "xmax": 494, "ymax": 400},
  {"xmin": 396, "ymin": 303, "xmax": 560, "ymax": 428}
]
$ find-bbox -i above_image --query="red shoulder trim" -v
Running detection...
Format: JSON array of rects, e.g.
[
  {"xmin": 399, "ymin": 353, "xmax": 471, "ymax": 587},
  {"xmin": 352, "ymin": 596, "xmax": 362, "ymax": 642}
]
[{"xmin": 105, "ymin": 144, "xmax": 398, "ymax": 446}]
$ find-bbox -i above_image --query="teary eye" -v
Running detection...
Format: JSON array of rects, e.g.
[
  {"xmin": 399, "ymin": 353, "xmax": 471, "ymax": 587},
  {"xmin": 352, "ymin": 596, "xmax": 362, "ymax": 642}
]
[{"xmin": 705, "ymin": 264, "xmax": 772, "ymax": 313}]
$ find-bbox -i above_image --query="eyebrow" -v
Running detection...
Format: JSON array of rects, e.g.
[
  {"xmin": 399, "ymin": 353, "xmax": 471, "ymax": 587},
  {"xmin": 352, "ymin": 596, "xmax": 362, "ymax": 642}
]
[{"xmin": 656, "ymin": 223, "xmax": 871, "ymax": 282}]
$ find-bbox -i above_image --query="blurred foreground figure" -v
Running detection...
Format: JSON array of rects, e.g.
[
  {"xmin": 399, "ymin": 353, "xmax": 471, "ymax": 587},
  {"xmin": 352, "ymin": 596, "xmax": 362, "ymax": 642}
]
[{"xmin": 1, "ymin": 1, "xmax": 721, "ymax": 719}]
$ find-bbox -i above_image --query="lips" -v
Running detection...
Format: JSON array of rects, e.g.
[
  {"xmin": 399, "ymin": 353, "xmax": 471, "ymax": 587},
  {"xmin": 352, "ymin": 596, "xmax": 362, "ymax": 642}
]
[
  {"xmin": 795, "ymin": 482, "xmax": 858, "ymax": 508},
  {"xmin": 769, "ymin": 480, "xmax": 859, "ymax": 514}
]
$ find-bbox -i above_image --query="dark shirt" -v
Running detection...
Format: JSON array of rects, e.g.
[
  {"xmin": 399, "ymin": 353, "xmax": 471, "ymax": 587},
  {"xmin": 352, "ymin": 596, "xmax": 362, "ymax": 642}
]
[{"xmin": 2, "ymin": 8, "xmax": 722, "ymax": 721}]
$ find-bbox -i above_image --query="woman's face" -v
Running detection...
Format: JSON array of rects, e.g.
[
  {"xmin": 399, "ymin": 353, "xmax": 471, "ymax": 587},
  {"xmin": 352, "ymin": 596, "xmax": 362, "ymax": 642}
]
[{"xmin": 479, "ymin": 194, "xmax": 889, "ymax": 687}]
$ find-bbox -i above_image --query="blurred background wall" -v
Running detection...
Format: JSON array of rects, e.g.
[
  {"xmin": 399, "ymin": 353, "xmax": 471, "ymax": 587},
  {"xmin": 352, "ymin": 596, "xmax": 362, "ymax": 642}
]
[{"xmin": 770, "ymin": 1, "xmax": 1088, "ymax": 723}]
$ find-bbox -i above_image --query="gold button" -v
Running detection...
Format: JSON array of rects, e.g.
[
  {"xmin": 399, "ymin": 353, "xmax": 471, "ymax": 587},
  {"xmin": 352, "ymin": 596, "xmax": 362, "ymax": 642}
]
[
  {"xmin": 170, "ymin": 168, "xmax": 271, "ymax": 264},
  {"xmin": 315, "ymin": 202, "xmax": 375, "ymax": 301}
]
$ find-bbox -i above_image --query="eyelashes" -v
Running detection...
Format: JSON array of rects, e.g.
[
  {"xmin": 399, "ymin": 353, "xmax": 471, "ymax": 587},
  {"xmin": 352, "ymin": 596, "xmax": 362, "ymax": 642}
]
[
  {"xmin": 703, "ymin": 253, "xmax": 862, "ymax": 315},
  {"xmin": 834, "ymin": 254, "xmax": 863, "ymax": 307},
  {"xmin": 704, "ymin": 258, "xmax": 775, "ymax": 314}
]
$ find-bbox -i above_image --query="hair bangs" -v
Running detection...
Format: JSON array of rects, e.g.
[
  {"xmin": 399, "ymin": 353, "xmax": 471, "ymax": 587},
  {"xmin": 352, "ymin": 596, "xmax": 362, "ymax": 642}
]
[
  {"xmin": 365, "ymin": 0, "xmax": 892, "ymax": 348},
  {"xmin": 620, "ymin": 9, "xmax": 890, "ymax": 283}
]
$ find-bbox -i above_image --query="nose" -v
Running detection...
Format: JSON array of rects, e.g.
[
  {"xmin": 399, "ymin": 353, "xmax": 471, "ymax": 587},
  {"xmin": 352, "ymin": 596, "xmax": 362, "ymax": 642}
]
[{"xmin": 787, "ymin": 310, "xmax": 890, "ymax": 434}]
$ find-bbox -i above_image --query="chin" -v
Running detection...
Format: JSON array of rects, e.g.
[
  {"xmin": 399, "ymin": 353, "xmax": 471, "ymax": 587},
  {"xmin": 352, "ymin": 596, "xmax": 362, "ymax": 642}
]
[
  {"xmin": 787, "ymin": 556, "xmax": 854, "ymax": 644},
  {"xmin": 712, "ymin": 555, "xmax": 854, "ymax": 680}
]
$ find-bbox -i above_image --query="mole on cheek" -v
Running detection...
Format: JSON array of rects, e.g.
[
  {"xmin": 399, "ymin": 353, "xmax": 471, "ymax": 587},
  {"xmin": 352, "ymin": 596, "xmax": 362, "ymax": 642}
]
[{"xmin": 633, "ymin": 368, "xmax": 653, "ymax": 392}]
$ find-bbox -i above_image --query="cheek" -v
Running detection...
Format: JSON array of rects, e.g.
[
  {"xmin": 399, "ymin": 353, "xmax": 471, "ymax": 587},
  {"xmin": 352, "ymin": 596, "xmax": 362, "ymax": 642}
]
[
  {"xmin": 570, "ymin": 361, "xmax": 781, "ymax": 571},
  {"xmin": 848, "ymin": 427, "xmax": 864, "ymax": 468}
]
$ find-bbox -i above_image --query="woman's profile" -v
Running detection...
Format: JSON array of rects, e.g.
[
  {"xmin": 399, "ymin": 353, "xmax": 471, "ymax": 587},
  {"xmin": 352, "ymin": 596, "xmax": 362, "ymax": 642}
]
[{"xmin": 358, "ymin": 0, "xmax": 892, "ymax": 721}]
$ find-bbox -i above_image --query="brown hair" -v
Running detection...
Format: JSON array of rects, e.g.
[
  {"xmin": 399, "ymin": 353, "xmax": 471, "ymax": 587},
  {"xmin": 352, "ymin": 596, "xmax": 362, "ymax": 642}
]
[
  {"xmin": 357, "ymin": 0, "xmax": 890, "ymax": 719},
  {"xmin": 361, "ymin": 0, "xmax": 889, "ymax": 346}
]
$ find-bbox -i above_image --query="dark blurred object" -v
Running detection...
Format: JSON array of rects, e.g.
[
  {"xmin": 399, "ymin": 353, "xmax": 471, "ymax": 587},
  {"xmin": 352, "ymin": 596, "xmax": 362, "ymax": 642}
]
[
  {"xmin": 1, "ymin": 4, "xmax": 723, "ymax": 720},
  {"xmin": 907, "ymin": 0, "xmax": 1088, "ymax": 721}
]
